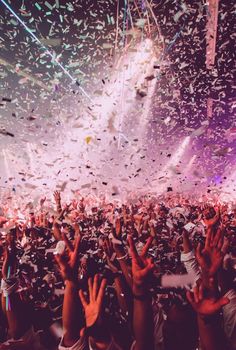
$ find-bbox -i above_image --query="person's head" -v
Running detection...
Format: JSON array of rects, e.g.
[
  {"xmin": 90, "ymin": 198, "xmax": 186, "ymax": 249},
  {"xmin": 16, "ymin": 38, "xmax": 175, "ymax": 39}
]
[{"xmin": 158, "ymin": 206, "xmax": 168, "ymax": 218}]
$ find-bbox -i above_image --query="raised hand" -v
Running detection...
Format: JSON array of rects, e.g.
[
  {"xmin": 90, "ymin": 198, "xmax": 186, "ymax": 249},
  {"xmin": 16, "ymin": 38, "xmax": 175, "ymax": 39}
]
[
  {"xmin": 102, "ymin": 238, "xmax": 119, "ymax": 274},
  {"xmin": 186, "ymin": 283, "xmax": 229, "ymax": 317},
  {"xmin": 203, "ymin": 207, "xmax": 220, "ymax": 228},
  {"xmin": 55, "ymin": 235, "xmax": 81, "ymax": 282},
  {"xmin": 128, "ymin": 236, "xmax": 154, "ymax": 289},
  {"xmin": 196, "ymin": 226, "xmax": 225, "ymax": 276},
  {"xmin": 53, "ymin": 190, "xmax": 61, "ymax": 204},
  {"xmin": 129, "ymin": 237, "xmax": 155, "ymax": 350},
  {"xmin": 54, "ymin": 190, "xmax": 62, "ymax": 214},
  {"xmin": 79, "ymin": 274, "xmax": 106, "ymax": 328}
]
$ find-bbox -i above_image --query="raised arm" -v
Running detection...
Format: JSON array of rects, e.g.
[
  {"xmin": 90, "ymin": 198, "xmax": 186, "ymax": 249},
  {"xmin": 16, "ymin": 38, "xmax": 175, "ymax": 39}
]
[
  {"xmin": 103, "ymin": 238, "xmax": 131, "ymax": 319},
  {"xmin": 79, "ymin": 275, "xmax": 112, "ymax": 349},
  {"xmin": 54, "ymin": 190, "xmax": 62, "ymax": 214},
  {"xmin": 187, "ymin": 282, "xmax": 229, "ymax": 350},
  {"xmin": 128, "ymin": 236, "xmax": 155, "ymax": 350},
  {"xmin": 188, "ymin": 225, "xmax": 229, "ymax": 350},
  {"xmin": 55, "ymin": 235, "xmax": 84, "ymax": 347}
]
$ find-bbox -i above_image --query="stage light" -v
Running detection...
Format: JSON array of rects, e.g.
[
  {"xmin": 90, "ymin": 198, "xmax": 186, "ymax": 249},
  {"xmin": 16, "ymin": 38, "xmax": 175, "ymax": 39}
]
[{"xmin": 0, "ymin": 0, "xmax": 91, "ymax": 101}]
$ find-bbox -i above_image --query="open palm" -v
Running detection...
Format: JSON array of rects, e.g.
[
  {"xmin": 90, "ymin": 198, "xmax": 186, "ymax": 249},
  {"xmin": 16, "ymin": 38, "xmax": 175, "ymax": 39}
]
[
  {"xmin": 196, "ymin": 226, "xmax": 224, "ymax": 276},
  {"xmin": 187, "ymin": 284, "xmax": 229, "ymax": 316},
  {"xmin": 79, "ymin": 274, "xmax": 106, "ymax": 328}
]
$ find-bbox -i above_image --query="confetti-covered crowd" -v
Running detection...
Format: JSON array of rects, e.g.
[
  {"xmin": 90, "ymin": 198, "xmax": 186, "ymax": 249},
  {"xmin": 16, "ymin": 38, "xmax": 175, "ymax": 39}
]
[{"xmin": 0, "ymin": 191, "xmax": 236, "ymax": 350}]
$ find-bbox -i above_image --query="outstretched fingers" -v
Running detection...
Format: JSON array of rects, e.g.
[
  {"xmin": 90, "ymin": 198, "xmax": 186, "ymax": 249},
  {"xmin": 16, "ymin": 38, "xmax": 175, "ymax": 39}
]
[
  {"xmin": 140, "ymin": 259, "xmax": 154, "ymax": 277},
  {"xmin": 79, "ymin": 276, "xmax": 106, "ymax": 309},
  {"xmin": 62, "ymin": 232, "xmax": 74, "ymax": 252},
  {"xmin": 141, "ymin": 237, "xmax": 153, "ymax": 258},
  {"xmin": 55, "ymin": 253, "xmax": 65, "ymax": 269},
  {"xmin": 79, "ymin": 289, "xmax": 88, "ymax": 309},
  {"xmin": 128, "ymin": 236, "xmax": 139, "ymax": 262}
]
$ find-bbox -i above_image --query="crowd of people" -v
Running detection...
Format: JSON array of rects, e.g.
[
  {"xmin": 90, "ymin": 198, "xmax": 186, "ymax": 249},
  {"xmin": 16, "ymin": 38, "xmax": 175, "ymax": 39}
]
[{"xmin": 0, "ymin": 191, "xmax": 235, "ymax": 350}]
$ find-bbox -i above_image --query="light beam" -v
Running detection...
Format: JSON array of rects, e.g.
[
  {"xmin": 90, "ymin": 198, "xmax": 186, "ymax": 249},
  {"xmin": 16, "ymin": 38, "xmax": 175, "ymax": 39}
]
[{"xmin": 0, "ymin": 0, "xmax": 91, "ymax": 101}]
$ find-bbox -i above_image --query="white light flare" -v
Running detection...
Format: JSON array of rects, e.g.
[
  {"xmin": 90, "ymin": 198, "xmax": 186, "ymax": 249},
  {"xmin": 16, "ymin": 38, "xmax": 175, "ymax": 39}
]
[
  {"xmin": 164, "ymin": 136, "xmax": 191, "ymax": 173},
  {"xmin": 92, "ymin": 38, "xmax": 158, "ymax": 143},
  {"xmin": 62, "ymin": 38, "xmax": 160, "ymax": 192}
]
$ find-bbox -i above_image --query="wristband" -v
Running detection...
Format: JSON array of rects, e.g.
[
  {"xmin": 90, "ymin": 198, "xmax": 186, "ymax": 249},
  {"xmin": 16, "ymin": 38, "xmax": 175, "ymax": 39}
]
[{"xmin": 117, "ymin": 253, "xmax": 128, "ymax": 261}]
